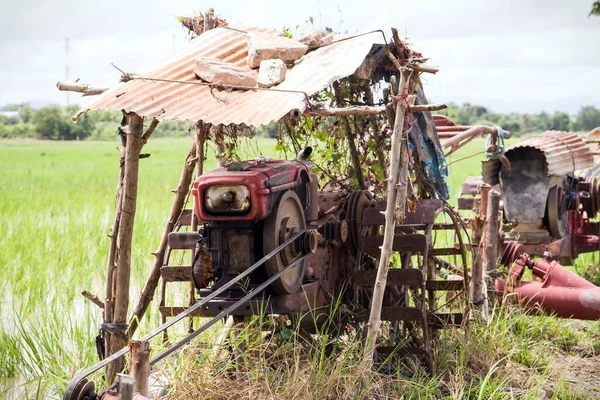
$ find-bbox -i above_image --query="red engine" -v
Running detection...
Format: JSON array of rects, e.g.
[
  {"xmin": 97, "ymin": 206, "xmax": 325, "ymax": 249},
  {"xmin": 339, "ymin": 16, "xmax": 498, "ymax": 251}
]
[{"xmin": 190, "ymin": 155, "xmax": 320, "ymax": 299}]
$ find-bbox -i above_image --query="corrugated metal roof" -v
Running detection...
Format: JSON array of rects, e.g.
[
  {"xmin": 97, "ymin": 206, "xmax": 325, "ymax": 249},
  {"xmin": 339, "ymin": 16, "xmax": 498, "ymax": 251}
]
[
  {"xmin": 509, "ymin": 131, "xmax": 594, "ymax": 176},
  {"xmin": 482, "ymin": 131, "xmax": 594, "ymax": 184},
  {"xmin": 76, "ymin": 27, "xmax": 379, "ymax": 127}
]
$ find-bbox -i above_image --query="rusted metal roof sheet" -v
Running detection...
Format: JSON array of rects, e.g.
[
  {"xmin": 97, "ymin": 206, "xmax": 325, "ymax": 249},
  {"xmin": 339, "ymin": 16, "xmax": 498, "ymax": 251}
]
[
  {"xmin": 482, "ymin": 131, "xmax": 593, "ymax": 184},
  {"xmin": 509, "ymin": 131, "xmax": 594, "ymax": 176},
  {"xmin": 76, "ymin": 27, "xmax": 379, "ymax": 127}
]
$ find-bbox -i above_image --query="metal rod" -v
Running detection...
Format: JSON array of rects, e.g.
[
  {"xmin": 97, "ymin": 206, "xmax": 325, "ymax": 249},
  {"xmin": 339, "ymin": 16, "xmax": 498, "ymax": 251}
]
[
  {"xmin": 63, "ymin": 230, "xmax": 306, "ymax": 397},
  {"xmin": 150, "ymin": 254, "xmax": 307, "ymax": 364}
]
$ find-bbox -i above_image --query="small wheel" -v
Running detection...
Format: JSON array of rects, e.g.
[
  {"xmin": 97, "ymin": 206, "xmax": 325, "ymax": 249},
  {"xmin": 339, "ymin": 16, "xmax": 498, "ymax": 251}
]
[{"xmin": 263, "ymin": 191, "xmax": 306, "ymax": 294}]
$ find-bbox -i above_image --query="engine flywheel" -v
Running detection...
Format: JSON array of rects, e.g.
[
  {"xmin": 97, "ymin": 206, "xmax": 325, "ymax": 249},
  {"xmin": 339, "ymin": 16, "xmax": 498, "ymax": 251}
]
[{"xmin": 263, "ymin": 190, "xmax": 306, "ymax": 294}]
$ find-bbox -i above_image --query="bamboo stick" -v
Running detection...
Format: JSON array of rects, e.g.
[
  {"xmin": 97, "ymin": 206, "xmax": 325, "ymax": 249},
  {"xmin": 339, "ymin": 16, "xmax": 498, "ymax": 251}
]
[{"xmin": 362, "ymin": 67, "xmax": 412, "ymax": 369}]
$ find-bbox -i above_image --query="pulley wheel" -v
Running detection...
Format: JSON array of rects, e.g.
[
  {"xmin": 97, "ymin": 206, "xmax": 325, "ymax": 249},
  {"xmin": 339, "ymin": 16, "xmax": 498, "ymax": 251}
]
[
  {"xmin": 263, "ymin": 191, "xmax": 306, "ymax": 294},
  {"xmin": 63, "ymin": 378, "xmax": 95, "ymax": 400},
  {"xmin": 547, "ymin": 185, "xmax": 566, "ymax": 238}
]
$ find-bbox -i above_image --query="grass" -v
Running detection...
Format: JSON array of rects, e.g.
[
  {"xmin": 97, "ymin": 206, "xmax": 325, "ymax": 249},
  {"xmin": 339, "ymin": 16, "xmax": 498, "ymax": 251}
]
[{"xmin": 1, "ymin": 134, "xmax": 600, "ymax": 399}]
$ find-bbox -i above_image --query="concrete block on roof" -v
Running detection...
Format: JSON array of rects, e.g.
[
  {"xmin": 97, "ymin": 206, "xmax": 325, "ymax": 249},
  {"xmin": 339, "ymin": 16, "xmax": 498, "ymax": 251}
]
[
  {"xmin": 247, "ymin": 32, "xmax": 308, "ymax": 69},
  {"xmin": 297, "ymin": 29, "xmax": 334, "ymax": 48},
  {"xmin": 194, "ymin": 57, "xmax": 256, "ymax": 87},
  {"xmin": 257, "ymin": 59, "xmax": 287, "ymax": 88}
]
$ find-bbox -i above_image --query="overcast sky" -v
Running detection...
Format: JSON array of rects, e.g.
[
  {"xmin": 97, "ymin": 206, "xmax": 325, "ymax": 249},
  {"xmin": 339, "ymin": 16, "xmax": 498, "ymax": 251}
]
[{"xmin": 1, "ymin": 0, "xmax": 598, "ymax": 114}]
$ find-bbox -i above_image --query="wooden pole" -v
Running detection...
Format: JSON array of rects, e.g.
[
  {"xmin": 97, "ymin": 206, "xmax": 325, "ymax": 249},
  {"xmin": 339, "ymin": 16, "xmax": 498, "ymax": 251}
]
[
  {"xmin": 104, "ymin": 145, "xmax": 125, "ymax": 358},
  {"xmin": 471, "ymin": 184, "xmax": 490, "ymax": 321},
  {"xmin": 107, "ymin": 112, "xmax": 144, "ymax": 382},
  {"xmin": 117, "ymin": 374, "xmax": 134, "ymax": 400},
  {"xmin": 308, "ymin": 103, "xmax": 446, "ymax": 117},
  {"xmin": 127, "ymin": 143, "xmax": 198, "ymax": 337},
  {"xmin": 362, "ymin": 67, "xmax": 412, "ymax": 369},
  {"xmin": 188, "ymin": 121, "xmax": 207, "ymax": 332},
  {"xmin": 128, "ymin": 340, "xmax": 150, "ymax": 396},
  {"xmin": 485, "ymin": 190, "xmax": 501, "ymax": 274}
]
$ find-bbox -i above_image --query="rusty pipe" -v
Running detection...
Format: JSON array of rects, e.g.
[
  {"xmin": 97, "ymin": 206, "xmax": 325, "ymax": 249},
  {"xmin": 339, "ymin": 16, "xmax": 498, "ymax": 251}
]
[
  {"xmin": 495, "ymin": 279, "xmax": 600, "ymax": 320},
  {"xmin": 442, "ymin": 125, "xmax": 500, "ymax": 156},
  {"xmin": 495, "ymin": 254, "xmax": 600, "ymax": 320}
]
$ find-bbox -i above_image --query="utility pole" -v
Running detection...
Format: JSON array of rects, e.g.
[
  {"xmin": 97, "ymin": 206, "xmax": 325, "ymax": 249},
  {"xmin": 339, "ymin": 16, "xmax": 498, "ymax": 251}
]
[{"xmin": 65, "ymin": 38, "xmax": 70, "ymax": 106}]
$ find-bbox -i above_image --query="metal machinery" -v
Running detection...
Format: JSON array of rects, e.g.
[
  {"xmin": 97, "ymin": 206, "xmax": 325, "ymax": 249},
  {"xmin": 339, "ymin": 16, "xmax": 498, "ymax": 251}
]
[
  {"xmin": 61, "ymin": 28, "xmax": 508, "ymax": 400},
  {"xmin": 453, "ymin": 124, "xmax": 600, "ymax": 266},
  {"xmin": 65, "ymin": 151, "xmax": 474, "ymax": 400}
]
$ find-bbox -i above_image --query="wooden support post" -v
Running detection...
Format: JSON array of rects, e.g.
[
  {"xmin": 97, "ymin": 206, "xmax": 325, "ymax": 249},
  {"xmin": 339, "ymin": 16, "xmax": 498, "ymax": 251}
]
[
  {"xmin": 107, "ymin": 112, "xmax": 144, "ymax": 382},
  {"xmin": 332, "ymin": 81, "xmax": 366, "ymax": 190},
  {"xmin": 117, "ymin": 374, "xmax": 134, "ymax": 400},
  {"xmin": 129, "ymin": 340, "xmax": 150, "ymax": 396},
  {"xmin": 188, "ymin": 121, "xmax": 208, "ymax": 332},
  {"xmin": 362, "ymin": 67, "xmax": 412, "ymax": 369},
  {"xmin": 471, "ymin": 184, "xmax": 490, "ymax": 321},
  {"xmin": 213, "ymin": 124, "xmax": 226, "ymax": 167},
  {"xmin": 127, "ymin": 143, "xmax": 198, "ymax": 337},
  {"xmin": 104, "ymin": 145, "xmax": 126, "ymax": 359},
  {"xmin": 485, "ymin": 190, "xmax": 501, "ymax": 275}
]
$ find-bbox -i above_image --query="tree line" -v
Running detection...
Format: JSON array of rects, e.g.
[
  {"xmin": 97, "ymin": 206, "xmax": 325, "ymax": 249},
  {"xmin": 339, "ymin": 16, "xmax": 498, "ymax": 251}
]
[
  {"xmin": 0, "ymin": 104, "xmax": 192, "ymax": 140},
  {"xmin": 1, "ymin": 102, "xmax": 599, "ymax": 140}
]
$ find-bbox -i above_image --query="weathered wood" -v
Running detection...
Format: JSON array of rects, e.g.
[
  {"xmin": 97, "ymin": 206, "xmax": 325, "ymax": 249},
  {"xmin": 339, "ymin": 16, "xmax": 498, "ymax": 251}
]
[
  {"xmin": 82, "ymin": 290, "xmax": 104, "ymax": 309},
  {"xmin": 213, "ymin": 124, "xmax": 226, "ymax": 167},
  {"xmin": 332, "ymin": 81, "xmax": 366, "ymax": 189},
  {"xmin": 410, "ymin": 103, "xmax": 447, "ymax": 112},
  {"xmin": 485, "ymin": 190, "xmax": 501, "ymax": 273},
  {"xmin": 310, "ymin": 105, "xmax": 386, "ymax": 116},
  {"xmin": 471, "ymin": 184, "xmax": 490, "ymax": 322},
  {"xmin": 117, "ymin": 374, "xmax": 134, "ymax": 400},
  {"xmin": 108, "ymin": 112, "xmax": 144, "ymax": 382},
  {"xmin": 141, "ymin": 118, "xmax": 159, "ymax": 145},
  {"xmin": 129, "ymin": 340, "xmax": 150, "ymax": 396},
  {"xmin": 127, "ymin": 143, "xmax": 197, "ymax": 337},
  {"xmin": 407, "ymin": 63, "xmax": 439, "ymax": 74},
  {"xmin": 362, "ymin": 67, "xmax": 412, "ymax": 369},
  {"xmin": 56, "ymin": 80, "xmax": 108, "ymax": 96},
  {"xmin": 104, "ymin": 146, "xmax": 125, "ymax": 358}
]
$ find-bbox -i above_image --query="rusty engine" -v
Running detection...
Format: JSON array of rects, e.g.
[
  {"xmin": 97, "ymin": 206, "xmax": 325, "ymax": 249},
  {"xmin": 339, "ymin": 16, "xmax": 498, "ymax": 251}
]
[{"xmin": 457, "ymin": 130, "xmax": 600, "ymax": 266}]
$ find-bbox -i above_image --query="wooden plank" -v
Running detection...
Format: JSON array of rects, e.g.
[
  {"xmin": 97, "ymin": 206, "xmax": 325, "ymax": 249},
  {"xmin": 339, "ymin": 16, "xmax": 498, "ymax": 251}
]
[
  {"xmin": 428, "ymin": 312, "xmax": 464, "ymax": 329},
  {"xmin": 354, "ymin": 268, "xmax": 424, "ymax": 287},
  {"xmin": 362, "ymin": 234, "xmax": 428, "ymax": 257},
  {"xmin": 362, "ymin": 199, "xmax": 442, "ymax": 226},
  {"xmin": 430, "ymin": 247, "xmax": 463, "ymax": 256},
  {"xmin": 178, "ymin": 209, "xmax": 194, "ymax": 226},
  {"xmin": 457, "ymin": 197, "xmax": 475, "ymax": 210},
  {"xmin": 425, "ymin": 280, "xmax": 465, "ymax": 291},
  {"xmin": 160, "ymin": 266, "xmax": 192, "ymax": 282}
]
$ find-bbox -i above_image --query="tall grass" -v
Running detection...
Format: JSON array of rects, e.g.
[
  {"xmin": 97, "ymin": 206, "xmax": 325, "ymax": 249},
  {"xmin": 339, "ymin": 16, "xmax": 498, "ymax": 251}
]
[{"xmin": 2, "ymin": 136, "xmax": 600, "ymax": 399}]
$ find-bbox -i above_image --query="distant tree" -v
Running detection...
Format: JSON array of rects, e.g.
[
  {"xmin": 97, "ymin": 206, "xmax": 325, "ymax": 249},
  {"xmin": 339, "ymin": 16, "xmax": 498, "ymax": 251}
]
[
  {"xmin": 574, "ymin": 106, "xmax": 600, "ymax": 131},
  {"xmin": 591, "ymin": 1, "xmax": 600, "ymax": 16},
  {"xmin": 551, "ymin": 111, "xmax": 570, "ymax": 131},
  {"xmin": 534, "ymin": 112, "xmax": 553, "ymax": 132},
  {"xmin": 18, "ymin": 106, "xmax": 34, "ymax": 124},
  {"xmin": 32, "ymin": 106, "xmax": 65, "ymax": 139}
]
